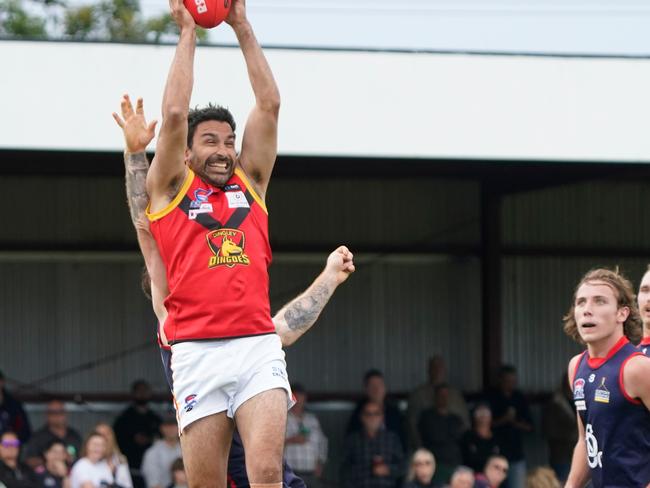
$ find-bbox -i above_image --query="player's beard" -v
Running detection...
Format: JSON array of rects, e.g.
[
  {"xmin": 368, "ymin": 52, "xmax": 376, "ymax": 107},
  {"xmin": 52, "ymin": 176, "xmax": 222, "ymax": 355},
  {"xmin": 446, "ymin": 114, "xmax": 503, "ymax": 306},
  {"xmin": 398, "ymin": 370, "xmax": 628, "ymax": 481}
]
[{"xmin": 192, "ymin": 152, "xmax": 235, "ymax": 187}]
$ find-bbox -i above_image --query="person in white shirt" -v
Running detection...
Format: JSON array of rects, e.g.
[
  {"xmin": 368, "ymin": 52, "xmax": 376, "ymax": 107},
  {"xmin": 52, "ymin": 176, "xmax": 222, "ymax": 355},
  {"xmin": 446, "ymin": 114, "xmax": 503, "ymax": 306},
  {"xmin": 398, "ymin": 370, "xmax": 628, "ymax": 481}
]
[
  {"xmin": 70, "ymin": 433, "xmax": 132, "ymax": 488},
  {"xmin": 284, "ymin": 385, "xmax": 327, "ymax": 488},
  {"xmin": 141, "ymin": 417, "xmax": 181, "ymax": 488}
]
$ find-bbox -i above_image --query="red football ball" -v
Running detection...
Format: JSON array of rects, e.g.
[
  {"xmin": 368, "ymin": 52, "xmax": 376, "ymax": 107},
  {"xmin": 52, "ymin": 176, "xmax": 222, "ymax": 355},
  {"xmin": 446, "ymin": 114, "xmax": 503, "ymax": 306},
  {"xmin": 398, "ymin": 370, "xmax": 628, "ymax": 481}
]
[{"xmin": 183, "ymin": 0, "xmax": 231, "ymax": 29}]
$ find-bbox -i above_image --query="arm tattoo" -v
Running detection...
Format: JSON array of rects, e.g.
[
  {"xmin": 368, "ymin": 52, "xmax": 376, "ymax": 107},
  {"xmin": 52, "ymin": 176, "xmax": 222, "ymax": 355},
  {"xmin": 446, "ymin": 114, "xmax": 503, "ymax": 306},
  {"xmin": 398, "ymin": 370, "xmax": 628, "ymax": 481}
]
[
  {"xmin": 284, "ymin": 282, "xmax": 333, "ymax": 332},
  {"xmin": 124, "ymin": 152, "xmax": 150, "ymax": 225}
]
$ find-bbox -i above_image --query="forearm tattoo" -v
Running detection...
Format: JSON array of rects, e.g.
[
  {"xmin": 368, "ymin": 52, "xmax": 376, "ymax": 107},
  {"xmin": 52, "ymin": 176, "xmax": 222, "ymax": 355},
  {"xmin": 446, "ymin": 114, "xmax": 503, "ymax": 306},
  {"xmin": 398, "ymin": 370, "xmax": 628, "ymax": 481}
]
[
  {"xmin": 124, "ymin": 152, "xmax": 150, "ymax": 225},
  {"xmin": 284, "ymin": 282, "xmax": 333, "ymax": 332}
]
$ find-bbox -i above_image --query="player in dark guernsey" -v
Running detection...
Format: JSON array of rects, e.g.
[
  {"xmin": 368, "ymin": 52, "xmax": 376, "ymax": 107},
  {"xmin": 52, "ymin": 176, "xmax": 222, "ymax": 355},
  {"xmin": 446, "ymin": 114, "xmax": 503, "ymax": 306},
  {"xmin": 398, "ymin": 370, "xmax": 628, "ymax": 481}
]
[
  {"xmin": 637, "ymin": 266, "xmax": 650, "ymax": 355},
  {"xmin": 114, "ymin": 95, "xmax": 354, "ymax": 488},
  {"xmin": 564, "ymin": 269, "xmax": 650, "ymax": 488}
]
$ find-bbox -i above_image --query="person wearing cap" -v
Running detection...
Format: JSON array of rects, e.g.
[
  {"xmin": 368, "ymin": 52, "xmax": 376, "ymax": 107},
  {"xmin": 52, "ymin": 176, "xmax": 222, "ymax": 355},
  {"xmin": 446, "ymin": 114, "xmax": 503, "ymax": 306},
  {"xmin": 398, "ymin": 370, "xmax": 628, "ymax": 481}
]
[{"xmin": 140, "ymin": 416, "xmax": 181, "ymax": 488}]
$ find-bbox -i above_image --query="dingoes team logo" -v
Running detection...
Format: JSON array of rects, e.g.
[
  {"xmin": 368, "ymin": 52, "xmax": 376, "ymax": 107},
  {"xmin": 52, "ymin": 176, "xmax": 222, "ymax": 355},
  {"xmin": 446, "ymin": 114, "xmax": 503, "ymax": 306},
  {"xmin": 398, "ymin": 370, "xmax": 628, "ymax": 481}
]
[{"xmin": 206, "ymin": 228, "xmax": 250, "ymax": 268}]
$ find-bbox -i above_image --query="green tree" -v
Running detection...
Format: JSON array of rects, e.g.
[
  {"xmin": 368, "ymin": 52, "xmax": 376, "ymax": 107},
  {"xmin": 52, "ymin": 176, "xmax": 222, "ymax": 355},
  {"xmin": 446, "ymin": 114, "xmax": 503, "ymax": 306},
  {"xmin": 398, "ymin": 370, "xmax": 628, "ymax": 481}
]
[
  {"xmin": 2, "ymin": 0, "xmax": 209, "ymax": 42},
  {"xmin": 0, "ymin": 0, "xmax": 48, "ymax": 38}
]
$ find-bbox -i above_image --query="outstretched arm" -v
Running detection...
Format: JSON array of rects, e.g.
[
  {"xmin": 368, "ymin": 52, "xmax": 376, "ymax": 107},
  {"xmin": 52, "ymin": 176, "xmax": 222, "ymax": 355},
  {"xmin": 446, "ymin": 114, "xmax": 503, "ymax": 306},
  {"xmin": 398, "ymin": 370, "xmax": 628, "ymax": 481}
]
[
  {"xmin": 273, "ymin": 246, "xmax": 355, "ymax": 347},
  {"xmin": 113, "ymin": 96, "xmax": 169, "ymax": 322},
  {"xmin": 226, "ymin": 0, "xmax": 280, "ymax": 198},
  {"xmin": 146, "ymin": 0, "xmax": 196, "ymax": 213}
]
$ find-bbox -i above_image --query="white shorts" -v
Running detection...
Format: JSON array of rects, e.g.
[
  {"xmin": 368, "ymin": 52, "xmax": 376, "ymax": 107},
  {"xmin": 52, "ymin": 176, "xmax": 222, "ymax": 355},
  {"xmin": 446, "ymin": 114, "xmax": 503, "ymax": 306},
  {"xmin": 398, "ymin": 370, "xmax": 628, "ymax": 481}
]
[{"xmin": 170, "ymin": 333, "xmax": 292, "ymax": 433}]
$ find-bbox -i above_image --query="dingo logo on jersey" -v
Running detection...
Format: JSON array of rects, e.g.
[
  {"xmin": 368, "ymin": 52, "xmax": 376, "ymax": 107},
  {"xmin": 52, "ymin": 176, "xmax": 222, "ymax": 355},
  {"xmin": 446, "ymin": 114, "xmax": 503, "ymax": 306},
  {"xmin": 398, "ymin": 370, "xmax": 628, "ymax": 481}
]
[
  {"xmin": 574, "ymin": 378, "xmax": 585, "ymax": 400},
  {"xmin": 206, "ymin": 229, "xmax": 250, "ymax": 268},
  {"xmin": 184, "ymin": 394, "xmax": 198, "ymax": 412},
  {"xmin": 594, "ymin": 377, "xmax": 610, "ymax": 403}
]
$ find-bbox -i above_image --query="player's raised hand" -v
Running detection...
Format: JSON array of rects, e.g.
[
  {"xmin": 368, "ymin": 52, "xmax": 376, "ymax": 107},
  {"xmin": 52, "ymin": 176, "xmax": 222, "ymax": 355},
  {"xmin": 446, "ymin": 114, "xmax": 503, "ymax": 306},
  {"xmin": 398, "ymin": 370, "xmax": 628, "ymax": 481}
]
[
  {"xmin": 326, "ymin": 246, "xmax": 355, "ymax": 285},
  {"xmin": 169, "ymin": 0, "xmax": 195, "ymax": 31},
  {"xmin": 226, "ymin": 0, "xmax": 248, "ymax": 29},
  {"xmin": 112, "ymin": 95, "xmax": 157, "ymax": 153}
]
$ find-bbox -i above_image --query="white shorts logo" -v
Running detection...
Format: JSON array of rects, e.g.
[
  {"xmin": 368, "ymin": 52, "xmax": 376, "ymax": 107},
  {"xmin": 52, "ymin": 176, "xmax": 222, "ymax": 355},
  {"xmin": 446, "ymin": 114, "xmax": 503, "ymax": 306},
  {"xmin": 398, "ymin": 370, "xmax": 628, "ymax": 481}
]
[{"xmin": 585, "ymin": 423, "xmax": 603, "ymax": 468}]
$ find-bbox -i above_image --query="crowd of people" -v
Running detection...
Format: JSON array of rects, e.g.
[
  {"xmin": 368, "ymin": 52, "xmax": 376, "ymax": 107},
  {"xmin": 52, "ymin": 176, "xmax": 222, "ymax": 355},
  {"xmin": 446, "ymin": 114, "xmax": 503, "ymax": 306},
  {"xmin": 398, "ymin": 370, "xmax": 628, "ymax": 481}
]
[
  {"xmin": 0, "ymin": 376, "xmax": 185, "ymax": 488},
  {"xmin": 0, "ymin": 356, "xmax": 572, "ymax": 488}
]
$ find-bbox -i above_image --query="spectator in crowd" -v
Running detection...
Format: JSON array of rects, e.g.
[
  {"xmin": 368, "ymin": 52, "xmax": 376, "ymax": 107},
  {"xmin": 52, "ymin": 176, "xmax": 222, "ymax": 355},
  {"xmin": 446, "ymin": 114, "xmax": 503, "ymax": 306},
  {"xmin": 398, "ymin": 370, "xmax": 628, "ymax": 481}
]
[
  {"xmin": 70, "ymin": 432, "xmax": 132, "ymax": 488},
  {"xmin": 460, "ymin": 404, "xmax": 500, "ymax": 473},
  {"xmin": 485, "ymin": 365, "xmax": 532, "ymax": 488},
  {"xmin": 402, "ymin": 448, "xmax": 438, "ymax": 488},
  {"xmin": 525, "ymin": 467, "xmax": 560, "ymax": 488},
  {"xmin": 346, "ymin": 370, "xmax": 405, "ymax": 447},
  {"xmin": 341, "ymin": 400, "xmax": 404, "ymax": 488},
  {"xmin": 0, "ymin": 371, "xmax": 31, "ymax": 444},
  {"xmin": 417, "ymin": 384, "xmax": 464, "ymax": 484},
  {"xmin": 284, "ymin": 384, "xmax": 327, "ymax": 487},
  {"xmin": 141, "ymin": 416, "xmax": 180, "ymax": 488},
  {"xmin": 474, "ymin": 456, "xmax": 509, "ymax": 488},
  {"xmin": 113, "ymin": 381, "xmax": 160, "ymax": 487},
  {"xmin": 0, "ymin": 431, "xmax": 38, "ymax": 488},
  {"xmin": 94, "ymin": 423, "xmax": 132, "ymax": 488},
  {"xmin": 33, "ymin": 439, "xmax": 70, "ymax": 488},
  {"xmin": 408, "ymin": 357, "xmax": 469, "ymax": 449},
  {"xmin": 541, "ymin": 374, "xmax": 576, "ymax": 482},
  {"xmin": 446, "ymin": 466, "xmax": 474, "ymax": 488},
  {"xmin": 167, "ymin": 459, "xmax": 185, "ymax": 488},
  {"xmin": 25, "ymin": 400, "xmax": 82, "ymax": 468}
]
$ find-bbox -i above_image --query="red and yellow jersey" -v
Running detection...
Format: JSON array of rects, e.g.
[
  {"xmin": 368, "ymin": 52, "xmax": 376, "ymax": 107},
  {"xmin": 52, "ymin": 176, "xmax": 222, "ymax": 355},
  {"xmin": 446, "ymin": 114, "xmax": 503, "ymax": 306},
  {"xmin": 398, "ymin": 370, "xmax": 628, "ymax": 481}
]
[{"xmin": 146, "ymin": 167, "xmax": 274, "ymax": 343}]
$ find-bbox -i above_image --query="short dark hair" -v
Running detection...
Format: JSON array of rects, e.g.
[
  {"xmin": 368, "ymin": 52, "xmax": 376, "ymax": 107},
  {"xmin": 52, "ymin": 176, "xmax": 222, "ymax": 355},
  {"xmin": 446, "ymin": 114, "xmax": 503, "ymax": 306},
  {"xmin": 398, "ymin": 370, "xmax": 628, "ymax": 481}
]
[
  {"xmin": 187, "ymin": 104, "xmax": 236, "ymax": 148},
  {"xmin": 43, "ymin": 439, "xmax": 66, "ymax": 456},
  {"xmin": 171, "ymin": 457, "xmax": 184, "ymax": 473},
  {"xmin": 363, "ymin": 369, "xmax": 383, "ymax": 386},
  {"xmin": 131, "ymin": 379, "xmax": 150, "ymax": 392}
]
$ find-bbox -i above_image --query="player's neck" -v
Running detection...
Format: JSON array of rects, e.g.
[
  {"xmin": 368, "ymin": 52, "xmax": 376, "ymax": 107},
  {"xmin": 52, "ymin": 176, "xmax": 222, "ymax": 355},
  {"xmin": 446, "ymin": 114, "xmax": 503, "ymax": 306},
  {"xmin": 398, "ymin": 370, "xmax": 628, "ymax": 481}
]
[{"xmin": 587, "ymin": 331, "xmax": 625, "ymax": 358}]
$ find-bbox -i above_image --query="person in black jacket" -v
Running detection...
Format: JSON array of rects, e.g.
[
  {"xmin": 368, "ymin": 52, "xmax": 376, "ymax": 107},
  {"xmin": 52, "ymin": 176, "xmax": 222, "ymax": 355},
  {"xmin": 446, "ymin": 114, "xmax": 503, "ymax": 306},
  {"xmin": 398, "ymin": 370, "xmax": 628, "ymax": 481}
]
[
  {"xmin": 346, "ymin": 370, "xmax": 405, "ymax": 448},
  {"xmin": 113, "ymin": 380, "xmax": 161, "ymax": 488},
  {"xmin": 0, "ymin": 371, "xmax": 31, "ymax": 444},
  {"xmin": 341, "ymin": 400, "xmax": 404, "ymax": 488},
  {"xmin": 0, "ymin": 431, "xmax": 38, "ymax": 488},
  {"xmin": 460, "ymin": 404, "xmax": 500, "ymax": 473}
]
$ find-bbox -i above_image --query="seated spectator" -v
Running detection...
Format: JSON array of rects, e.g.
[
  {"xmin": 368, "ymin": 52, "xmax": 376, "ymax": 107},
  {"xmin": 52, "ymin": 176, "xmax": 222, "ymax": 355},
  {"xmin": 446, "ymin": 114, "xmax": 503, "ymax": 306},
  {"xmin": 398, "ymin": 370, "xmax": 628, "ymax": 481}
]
[
  {"xmin": 525, "ymin": 467, "xmax": 560, "ymax": 488},
  {"xmin": 542, "ymin": 375, "xmax": 576, "ymax": 482},
  {"xmin": 485, "ymin": 365, "xmax": 532, "ymax": 488},
  {"xmin": 402, "ymin": 448, "xmax": 438, "ymax": 488},
  {"xmin": 284, "ymin": 384, "xmax": 327, "ymax": 488},
  {"xmin": 460, "ymin": 404, "xmax": 500, "ymax": 473},
  {"xmin": 70, "ymin": 432, "xmax": 132, "ymax": 488},
  {"xmin": 446, "ymin": 466, "xmax": 474, "ymax": 488},
  {"xmin": 94, "ymin": 422, "xmax": 132, "ymax": 487},
  {"xmin": 25, "ymin": 400, "xmax": 82, "ymax": 468},
  {"xmin": 0, "ymin": 431, "xmax": 38, "ymax": 488},
  {"xmin": 141, "ymin": 416, "xmax": 180, "ymax": 488},
  {"xmin": 113, "ymin": 381, "xmax": 161, "ymax": 486},
  {"xmin": 0, "ymin": 371, "xmax": 31, "ymax": 443},
  {"xmin": 346, "ymin": 370, "xmax": 405, "ymax": 447},
  {"xmin": 474, "ymin": 456, "xmax": 509, "ymax": 488},
  {"xmin": 417, "ymin": 384, "xmax": 465, "ymax": 484},
  {"xmin": 341, "ymin": 400, "xmax": 404, "ymax": 488},
  {"xmin": 408, "ymin": 356, "xmax": 469, "ymax": 449},
  {"xmin": 167, "ymin": 459, "xmax": 185, "ymax": 488},
  {"xmin": 33, "ymin": 439, "xmax": 70, "ymax": 488}
]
